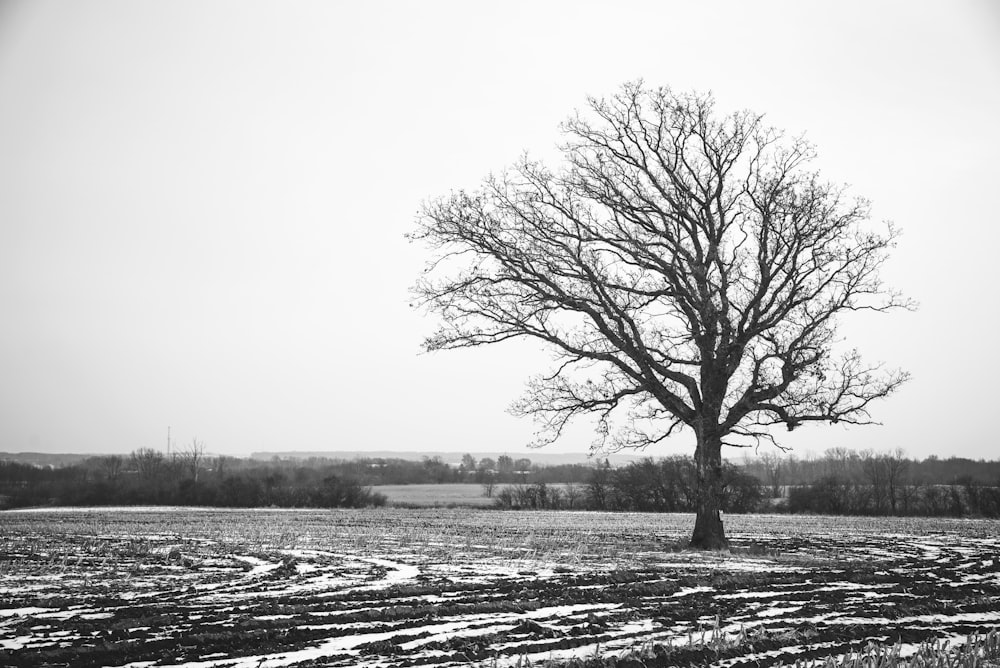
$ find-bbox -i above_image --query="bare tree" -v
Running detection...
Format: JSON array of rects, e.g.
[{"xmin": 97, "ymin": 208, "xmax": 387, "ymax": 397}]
[
  {"xmin": 131, "ymin": 448, "xmax": 164, "ymax": 480},
  {"xmin": 823, "ymin": 447, "xmax": 857, "ymax": 480},
  {"xmin": 496, "ymin": 455, "xmax": 514, "ymax": 473},
  {"xmin": 882, "ymin": 448, "xmax": 910, "ymax": 513},
  {"xmin": 411, "ymin": 83, "xmax": 910, "ymax": 549},
  {"xmin": 586, "ymin": 460, "xmax": 613, "ymax": 510},
  {"xmin": 898, "ymin": 477, "xmax": 922, "ymax": 515},
  {"xmin": 564, "ymin": 482, "xmax": 582, "ymax": 509},
  {"xmin": 513, "ymin": 458, "xmax": 532, "ymax": 482},
  {"xmin": 862, "ymin": 451, "xmax": 890, "ymax": 514},
  {"xmin": 862, "ymin": 449, "xmax": 910, "ymax": 514},
  {"xmin": 180, "ymin": 439, "xmax": 206, "ymax": 483},
  {"xmin": 98, "ymin": 455, "xmax": 124, "ymax": 482},
  {"xmin": 759, "ymin": 451, "xmax": 784, "ymax": 498},
  {"xmin": 214, "ymin": 455, "xmax": 228, "ymax": 479}
]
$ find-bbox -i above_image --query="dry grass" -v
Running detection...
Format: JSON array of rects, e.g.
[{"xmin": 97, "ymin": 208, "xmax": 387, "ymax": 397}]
[{"xmin": 372, "ymin": 483, "xmax": 496, "ymax": 507}]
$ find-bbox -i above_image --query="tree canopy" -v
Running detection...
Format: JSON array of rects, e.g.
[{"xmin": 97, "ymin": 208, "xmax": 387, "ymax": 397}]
[{"xmin": 411, "ymin": 82, "xmax": 910, "ymax": 548}]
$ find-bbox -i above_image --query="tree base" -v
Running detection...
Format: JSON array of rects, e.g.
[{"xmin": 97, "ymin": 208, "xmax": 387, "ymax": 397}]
[
  {"xmin": 688, "ymin": 533, "xmax": 730, "ymax": 551},
  {"xmin": 690, "ymin": 512, "xmax": 729, "ymax": 551}
]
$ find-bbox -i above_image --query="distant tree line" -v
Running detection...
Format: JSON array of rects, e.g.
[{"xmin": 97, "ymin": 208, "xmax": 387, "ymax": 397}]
[
  {"xmin": 491, "ymin": 450, "xmax": 1000, "ymax": 518},
  {"xmin": 257, "ymin": 454, "xmax": 594, "ymax": 487},
  {"xmin": 741, "ymin": 448, "xmax": 1000, "ymax": 488},
  {"xmin": 0, "ymin": 445, "xmax": 386, "ymax": 509},
  {"xmin": 0, "ymin": 451, "xmax": 595, "ymax": 510},
  {"xmin": 1, "ymin": 447, "xmax": 997, "ymax": 518},
  {"xmin": 747, "ymin": 448, "xmax": 1000, "ymax": 517},
  {"xmin": 492, "ymin": 457, "xmax": 763, "ymax": 513}
]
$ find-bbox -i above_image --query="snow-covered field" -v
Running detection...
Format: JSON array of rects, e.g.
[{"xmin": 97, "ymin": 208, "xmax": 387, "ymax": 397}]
[{"xmin": 0, "ymin": 509, "xmax": 998, "ymax": 667}]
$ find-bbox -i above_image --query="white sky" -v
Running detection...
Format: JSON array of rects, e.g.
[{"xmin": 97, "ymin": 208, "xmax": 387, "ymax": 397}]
[{"xmin": 1, "ymin": 0, "xmax": 998, "ymax": 460}]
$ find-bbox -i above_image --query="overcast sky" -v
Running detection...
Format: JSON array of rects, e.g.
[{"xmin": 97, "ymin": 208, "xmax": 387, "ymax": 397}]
[{"xmin": 1, "ymin": 1, "xmax": 998, "ymax": 460}]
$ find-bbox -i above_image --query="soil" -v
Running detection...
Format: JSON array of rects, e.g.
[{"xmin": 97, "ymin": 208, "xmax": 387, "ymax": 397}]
[{"xmin": 0, "ymin": 509, "xmax": 997, "ymax": 667}]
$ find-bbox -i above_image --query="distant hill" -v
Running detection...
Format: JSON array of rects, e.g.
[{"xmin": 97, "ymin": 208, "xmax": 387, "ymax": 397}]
[
  {"xmin": 0, "ymin": 449, "xmax": 652, "ymax": 469},
  {"xmin": 0, "ymin": 452, "xmax": 95, "ymax": 468},
  {"xmin": 250, "ymin": 450, "xmax": 648, "ymax": 466}
]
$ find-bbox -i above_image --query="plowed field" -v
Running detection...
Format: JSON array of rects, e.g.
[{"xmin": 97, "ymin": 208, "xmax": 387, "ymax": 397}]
[{"xmin": 1, "ymin": 509, "xmax": 998, "ymax": 667}]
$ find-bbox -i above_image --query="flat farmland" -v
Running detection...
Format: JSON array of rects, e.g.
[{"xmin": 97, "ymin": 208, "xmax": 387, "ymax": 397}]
[
  {"xmin": 372, "ymin": 484, "xmax": 495, "ymax": 507},
  {"xmin": 372, "ymin": 483, "xmax": 579, "ymax": 507},
  {"xmin": 1, "ymin": 509, "xmax": 998, "ymax": 667}
]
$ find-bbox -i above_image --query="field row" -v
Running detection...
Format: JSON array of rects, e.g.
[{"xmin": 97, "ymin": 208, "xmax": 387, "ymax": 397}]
[{"xmin": 1, "ymin": 509, "xmax": 998, "ymax": 667}]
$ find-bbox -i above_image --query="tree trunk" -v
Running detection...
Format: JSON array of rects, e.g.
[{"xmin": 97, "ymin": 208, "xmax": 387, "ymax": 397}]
[{"xmin": 690, "ymin": 427, "xmax": 729, "ymax": 550}]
